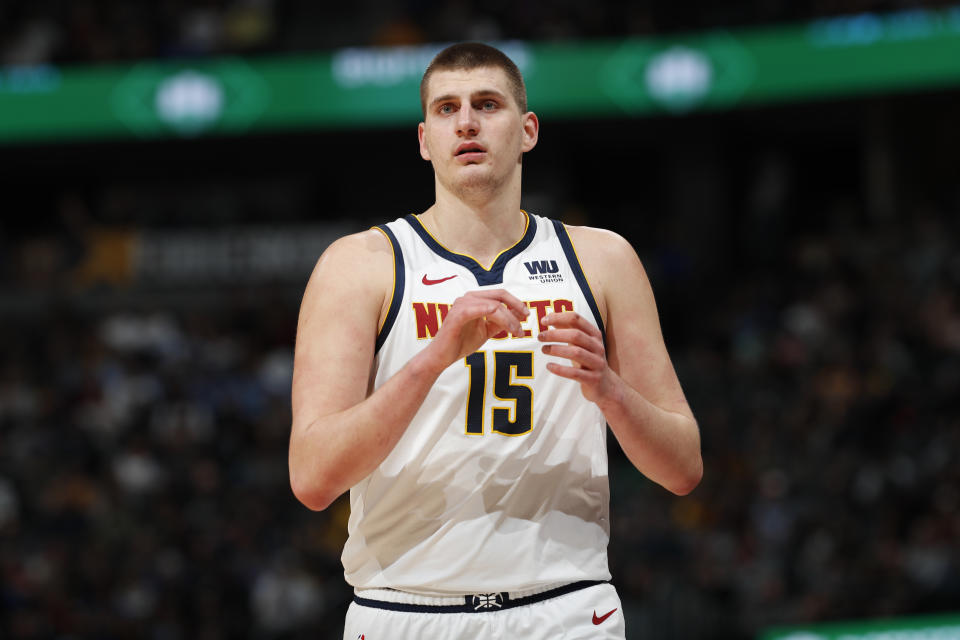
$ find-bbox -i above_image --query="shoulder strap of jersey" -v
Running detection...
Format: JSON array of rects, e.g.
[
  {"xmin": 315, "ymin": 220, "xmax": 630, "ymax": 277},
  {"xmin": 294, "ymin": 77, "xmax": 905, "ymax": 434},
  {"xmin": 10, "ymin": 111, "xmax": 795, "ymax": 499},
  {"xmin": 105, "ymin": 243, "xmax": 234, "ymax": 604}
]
[
  {"xmin": 372, "ymin": 223, "xmax": 405, "ymax": 354},
  {"xmin": 550, "ymin": 219, "xmax": 606, "ymax": 343}
]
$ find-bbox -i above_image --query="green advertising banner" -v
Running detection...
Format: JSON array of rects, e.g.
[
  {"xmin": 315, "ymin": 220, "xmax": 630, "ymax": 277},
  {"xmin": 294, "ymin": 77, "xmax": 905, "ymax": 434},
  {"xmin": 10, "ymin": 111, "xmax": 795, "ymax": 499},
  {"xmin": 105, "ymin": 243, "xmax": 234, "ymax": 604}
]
[
  {"xmin": 762, "ymin": 612, "xmax": 960, "ymax": 640},
  {"xmin": 1, "ymin": 5, "xmax": 959, "ymax": 142}
]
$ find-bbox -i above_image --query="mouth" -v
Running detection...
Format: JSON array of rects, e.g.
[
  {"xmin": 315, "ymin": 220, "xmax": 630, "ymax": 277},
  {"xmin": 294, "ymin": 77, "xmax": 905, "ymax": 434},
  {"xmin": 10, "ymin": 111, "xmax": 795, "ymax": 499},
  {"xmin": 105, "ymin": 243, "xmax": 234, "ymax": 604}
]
[{"xmin": 455, "ymin": 142, "xmax": 487, "ymax": 160}]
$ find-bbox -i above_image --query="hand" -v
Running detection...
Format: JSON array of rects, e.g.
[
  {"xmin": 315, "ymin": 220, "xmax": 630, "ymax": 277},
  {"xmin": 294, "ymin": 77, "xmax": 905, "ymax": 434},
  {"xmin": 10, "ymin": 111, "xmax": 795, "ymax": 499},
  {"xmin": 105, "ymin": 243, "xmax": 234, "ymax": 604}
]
[
  {"xmin": 538, "ymin": 311, "xmax": 619, "ymax": 406},
  {"xmin": 423, "ymin": 289, "xmax": 529, "ymax": 370}
]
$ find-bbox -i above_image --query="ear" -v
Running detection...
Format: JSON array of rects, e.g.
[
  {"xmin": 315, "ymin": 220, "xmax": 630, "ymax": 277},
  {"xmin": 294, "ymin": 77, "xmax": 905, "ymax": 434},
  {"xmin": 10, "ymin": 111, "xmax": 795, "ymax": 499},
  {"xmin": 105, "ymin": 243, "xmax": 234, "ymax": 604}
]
[
  {"xmin": 418, "ymin": 122, "xmax": 431, "ymax": 161},
  {"xmin": 520, "ymin": 111, "xmax": 539, "ymax": 153}
]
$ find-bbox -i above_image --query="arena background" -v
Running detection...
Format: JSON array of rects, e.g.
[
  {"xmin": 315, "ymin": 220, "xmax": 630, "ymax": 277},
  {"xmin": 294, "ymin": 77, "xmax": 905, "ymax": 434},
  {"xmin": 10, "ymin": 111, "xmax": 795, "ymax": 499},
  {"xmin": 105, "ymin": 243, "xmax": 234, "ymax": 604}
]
[{"xmin": 1, "ymin": 1, "xmax": 959, "ymax": 638}]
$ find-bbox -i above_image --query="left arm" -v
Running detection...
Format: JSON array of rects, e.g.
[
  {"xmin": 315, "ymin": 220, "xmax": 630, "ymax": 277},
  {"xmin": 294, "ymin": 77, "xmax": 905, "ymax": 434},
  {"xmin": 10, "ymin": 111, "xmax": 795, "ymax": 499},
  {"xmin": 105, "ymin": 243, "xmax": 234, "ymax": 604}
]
[{"xmin": 538, "ymin": 226, "xmax": 702, "ymax": 495}]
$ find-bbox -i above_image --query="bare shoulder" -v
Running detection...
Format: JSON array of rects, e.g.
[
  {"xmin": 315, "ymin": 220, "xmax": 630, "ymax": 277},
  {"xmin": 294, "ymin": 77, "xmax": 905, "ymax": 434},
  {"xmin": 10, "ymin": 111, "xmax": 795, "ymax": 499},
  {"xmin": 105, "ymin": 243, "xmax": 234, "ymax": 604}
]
[
  {"xmin": 312, "ymin": 228, "xmax": 394, "ymax": 280},
  {"xmin": 306, "ymin": 228, "xmax": 393, "ymax": 291},
  {"xmin": 565, "ymin": 225, "xmax": 641, "ymax": 266},
  {"xmin": 292, "ymin": 228, "xmax": 396, "ymax": 433},
  {"xmin": 563, "ymin": 225, "xmax": 649, "ymax": 320},
  {"xmin": 300, "ymin": 228, "xmax": 395, "ymax": 325}
]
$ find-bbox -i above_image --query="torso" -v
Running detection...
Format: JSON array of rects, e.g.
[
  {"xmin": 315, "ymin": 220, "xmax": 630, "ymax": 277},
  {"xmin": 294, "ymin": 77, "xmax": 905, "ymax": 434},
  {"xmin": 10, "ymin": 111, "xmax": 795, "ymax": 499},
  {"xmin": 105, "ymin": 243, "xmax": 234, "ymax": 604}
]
[{"xmin": 343, "ymin": 212, "xmax": 612, "ymax": 594}]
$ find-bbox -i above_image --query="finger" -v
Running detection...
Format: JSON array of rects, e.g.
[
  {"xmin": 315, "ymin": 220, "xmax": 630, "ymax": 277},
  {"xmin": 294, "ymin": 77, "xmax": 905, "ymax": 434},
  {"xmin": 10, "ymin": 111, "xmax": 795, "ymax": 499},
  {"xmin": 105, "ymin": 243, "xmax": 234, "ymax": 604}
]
[
  {"xmin": 537, "ymin": 328, "xmax": 604, "ymax": 354},
  {"xmin": 541, "ymin": 312, "xmax": 602, "ymax": 339},
  {"xmin": 446, "ymin": 299, "xmax": 508, "ymax": 336},
  {"xmin": 487, "ymin": 305, "xmax": 524, "ymax": 336},
  {"xmin": 453, "ymin": 298, "xmax": 503, "ymax": 320},
  {"xmin": 541, "ymin": 343, "xmax": 606, "ymax": 370},
  {"xmin": 545, "ymin": 361, "xmax": 600, "ymax": 382},
  {"xmin": 467, "ymin": 289, "xmax": 529, "ymax": 319},
  {"xmin": 458, "ymin": 298, "xmax": 520, "ymax": 335}
]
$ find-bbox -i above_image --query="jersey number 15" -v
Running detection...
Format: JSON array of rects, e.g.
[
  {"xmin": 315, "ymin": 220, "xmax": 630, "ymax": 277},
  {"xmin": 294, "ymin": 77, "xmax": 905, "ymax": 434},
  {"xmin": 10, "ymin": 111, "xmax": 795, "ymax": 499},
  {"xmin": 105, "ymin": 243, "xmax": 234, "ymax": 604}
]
[{"xmin": 463, "ymin": 351, "xmax": 533, "ymax": 436}]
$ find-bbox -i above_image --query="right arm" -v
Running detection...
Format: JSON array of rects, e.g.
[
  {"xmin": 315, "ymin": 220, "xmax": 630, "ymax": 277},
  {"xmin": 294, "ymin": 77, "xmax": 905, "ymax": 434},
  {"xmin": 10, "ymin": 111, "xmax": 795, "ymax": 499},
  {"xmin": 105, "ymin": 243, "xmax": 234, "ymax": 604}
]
[{"xmin": 289, "ymin": 229, "xmax": 528, "ymax": 511}]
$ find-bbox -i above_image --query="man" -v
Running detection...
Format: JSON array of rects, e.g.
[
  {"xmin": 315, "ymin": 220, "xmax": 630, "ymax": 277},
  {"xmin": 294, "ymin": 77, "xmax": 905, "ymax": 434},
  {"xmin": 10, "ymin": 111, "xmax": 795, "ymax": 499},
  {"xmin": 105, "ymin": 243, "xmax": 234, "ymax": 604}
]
[{"xmin": 289, "ymin": 42, "xmax": 702, "ymax": 639}]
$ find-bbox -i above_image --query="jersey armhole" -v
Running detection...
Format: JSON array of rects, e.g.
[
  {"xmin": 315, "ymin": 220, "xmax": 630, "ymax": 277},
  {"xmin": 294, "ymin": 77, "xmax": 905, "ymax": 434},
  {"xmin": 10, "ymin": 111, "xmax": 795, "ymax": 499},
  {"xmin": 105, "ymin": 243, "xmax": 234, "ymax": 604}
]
[
  {"xmin": 372, "ymin": 225, "xmax": 405, "ymax": 354},
  {"xmin": 550, "ymin": 219, "xmax": 606, "ymax": 344}
]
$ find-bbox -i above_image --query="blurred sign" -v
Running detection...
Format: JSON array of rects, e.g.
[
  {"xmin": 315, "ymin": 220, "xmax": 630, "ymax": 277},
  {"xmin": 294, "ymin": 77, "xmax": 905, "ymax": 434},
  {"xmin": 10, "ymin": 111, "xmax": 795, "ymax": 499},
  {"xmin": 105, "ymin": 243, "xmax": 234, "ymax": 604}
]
[
  {"xmin": 72, "ymin": 225, "xmax": 356, "ymax": 288},
  {"xmin": 133, "ymin": 225, "xmax": 355, "ymax": 284},
  {"xmin": 762, "ymin": 613, "xmax": 960, "ymax": 640},
  {"xmin": 596, "ymin": 33, "xmax": 755, "ymax": 115},
  {"xmin": 111, "ymin": 59, "xmax": 270, "ymax": 137},
  {"xmin": 1, "ymin": 6, "xmax": 959, "ymax": 142},
  {"xmin": 331, "ymin": 41, "xmax": 531, "ymax": 89}
]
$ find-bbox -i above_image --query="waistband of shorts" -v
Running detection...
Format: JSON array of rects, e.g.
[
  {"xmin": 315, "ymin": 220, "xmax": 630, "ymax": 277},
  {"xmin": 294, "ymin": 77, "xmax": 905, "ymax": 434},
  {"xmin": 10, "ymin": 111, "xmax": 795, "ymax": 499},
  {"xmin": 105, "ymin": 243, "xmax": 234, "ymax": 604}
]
[{"xmin": 352, "ymin": 579, "xmax": 607, "ymax": 614}]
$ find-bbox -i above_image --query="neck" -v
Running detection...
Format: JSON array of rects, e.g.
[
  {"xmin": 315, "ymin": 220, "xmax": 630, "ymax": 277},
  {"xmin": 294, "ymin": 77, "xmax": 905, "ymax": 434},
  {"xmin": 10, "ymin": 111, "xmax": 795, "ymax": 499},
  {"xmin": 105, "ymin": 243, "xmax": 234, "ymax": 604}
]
[{"xmin": 420, "ymin": 174, "xmax": 526, "ymax": 268}]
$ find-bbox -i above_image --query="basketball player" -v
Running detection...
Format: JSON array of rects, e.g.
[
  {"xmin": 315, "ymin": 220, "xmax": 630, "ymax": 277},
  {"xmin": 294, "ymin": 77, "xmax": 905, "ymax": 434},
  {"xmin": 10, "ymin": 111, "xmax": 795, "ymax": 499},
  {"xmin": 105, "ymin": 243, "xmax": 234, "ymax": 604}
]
[{"xmin": 289, "ymin": 42, "xmax": 702, "ymax": 639}]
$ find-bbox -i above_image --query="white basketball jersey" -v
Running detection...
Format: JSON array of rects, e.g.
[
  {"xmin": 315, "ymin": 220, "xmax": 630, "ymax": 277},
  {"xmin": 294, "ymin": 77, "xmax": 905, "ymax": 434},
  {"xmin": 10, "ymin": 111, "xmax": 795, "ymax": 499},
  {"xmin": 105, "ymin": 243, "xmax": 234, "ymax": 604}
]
[{"xmin": 342, "ymin": 212, "xmax": 611, "ymax": 594}]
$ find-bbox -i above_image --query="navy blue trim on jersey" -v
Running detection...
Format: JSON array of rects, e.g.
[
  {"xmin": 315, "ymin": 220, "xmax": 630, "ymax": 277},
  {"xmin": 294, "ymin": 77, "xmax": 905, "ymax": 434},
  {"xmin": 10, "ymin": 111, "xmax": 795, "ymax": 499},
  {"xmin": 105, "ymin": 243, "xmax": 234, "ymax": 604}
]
[
  {"xmin": 352, "ymin": 580, "xmax": 606, "ymax": 614},
  {"xmin": 403, "ymin": 213, "xmax": 538, "ymax": 286},
  {"xmin": 551, "ymin": 219, "xmax": 606, "ymax": 343},
  {"xmin": 374, "ymin": 224, "xmax": 405, "ymax": 354}
]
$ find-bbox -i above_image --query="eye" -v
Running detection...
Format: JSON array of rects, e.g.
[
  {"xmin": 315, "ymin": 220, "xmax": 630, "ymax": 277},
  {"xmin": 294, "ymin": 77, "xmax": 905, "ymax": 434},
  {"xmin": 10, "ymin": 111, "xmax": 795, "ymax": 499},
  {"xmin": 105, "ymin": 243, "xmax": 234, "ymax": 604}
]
[
  {"xmin": 481, "ymin": 100, "xmax": 498, "ymax": 111},
  {"xmin": 438, "ymin": 103, "xmax": 455, "ymax": 115}
]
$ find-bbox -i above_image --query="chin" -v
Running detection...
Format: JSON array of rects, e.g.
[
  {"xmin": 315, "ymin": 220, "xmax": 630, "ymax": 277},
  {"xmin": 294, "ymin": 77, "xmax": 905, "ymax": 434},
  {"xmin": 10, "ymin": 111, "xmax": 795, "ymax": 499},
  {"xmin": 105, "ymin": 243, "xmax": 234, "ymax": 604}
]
[
  {"xmin": 453, "ymin": 179, "xmax": 498, "ymax": 199},
  {"xmin": 454, "ymin": 166, "xmax": 503, "ymax": 191}
]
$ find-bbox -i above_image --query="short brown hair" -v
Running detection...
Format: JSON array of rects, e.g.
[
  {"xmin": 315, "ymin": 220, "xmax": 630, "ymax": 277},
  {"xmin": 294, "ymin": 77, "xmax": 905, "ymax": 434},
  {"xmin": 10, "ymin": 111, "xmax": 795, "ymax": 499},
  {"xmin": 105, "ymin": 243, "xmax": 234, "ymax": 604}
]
[{"xmin": 420, "ymin": 42, "xmax": 527, "ymax": 115}]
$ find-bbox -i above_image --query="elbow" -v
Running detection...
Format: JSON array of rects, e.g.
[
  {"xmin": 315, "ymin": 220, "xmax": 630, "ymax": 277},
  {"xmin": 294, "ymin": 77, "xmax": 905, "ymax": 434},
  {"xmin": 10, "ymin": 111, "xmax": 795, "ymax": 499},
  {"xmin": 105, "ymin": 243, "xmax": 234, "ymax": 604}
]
[
  {"xmin": 289, "ymin": 423, "xmax": 347, "ymax": 511},
  {"xmin": 668, "ymin": 417, "xmax": 703, "ymax": 496},
  {"xmin": 291, "ymin": 479, "xmax": 338, "ymax": 512},
  {"xmin": 669, "ymin": 455, "xmax": 703, "ymax": 496},
  {"xmin": 289, "ymin": 467, "xmax": 340, "ymax": 512}
]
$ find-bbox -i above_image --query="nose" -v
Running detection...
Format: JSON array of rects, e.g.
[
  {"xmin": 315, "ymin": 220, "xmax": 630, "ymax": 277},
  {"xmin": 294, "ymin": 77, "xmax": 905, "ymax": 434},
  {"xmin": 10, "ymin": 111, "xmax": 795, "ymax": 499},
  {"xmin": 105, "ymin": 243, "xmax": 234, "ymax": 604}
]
[{"xmin": 456, "ymin": 105, "xmax": 479, "ymax": 137}]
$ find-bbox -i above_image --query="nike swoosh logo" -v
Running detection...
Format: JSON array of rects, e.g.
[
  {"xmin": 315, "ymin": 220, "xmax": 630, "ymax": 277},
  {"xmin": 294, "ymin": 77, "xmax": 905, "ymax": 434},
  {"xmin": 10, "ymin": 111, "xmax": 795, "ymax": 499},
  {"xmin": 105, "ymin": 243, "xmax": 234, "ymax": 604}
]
[
  {"xmin": 592, "ymin": 608, "xmax": 617, "ymax": 625},
  {"xmin": 422, "ymin": 274, "xmax": 457, "ymax": 285}
]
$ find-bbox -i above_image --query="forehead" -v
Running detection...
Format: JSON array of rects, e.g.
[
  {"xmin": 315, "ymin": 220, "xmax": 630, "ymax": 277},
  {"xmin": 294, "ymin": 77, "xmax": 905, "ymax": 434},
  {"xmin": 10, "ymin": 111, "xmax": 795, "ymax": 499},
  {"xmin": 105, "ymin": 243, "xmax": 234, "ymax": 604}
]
[{"xmin": 424, "ymin": 66, "xmax": 516, "ymax": 106}]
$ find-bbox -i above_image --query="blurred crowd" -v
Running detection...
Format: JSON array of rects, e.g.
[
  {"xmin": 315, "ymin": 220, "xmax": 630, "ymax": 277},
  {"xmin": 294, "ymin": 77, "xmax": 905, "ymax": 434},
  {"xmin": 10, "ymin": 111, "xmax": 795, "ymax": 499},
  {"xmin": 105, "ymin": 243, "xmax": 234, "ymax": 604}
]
[
  {"xmin": 607, "ymin": 198, "xmax": 960, "ymax": 636},
  {"xmin": 1, "ymin": 2, "xmax": 959, "ymax": 631},
  {"xmin": 1, "ymin": 177, "xmax": 958, "ymax": 638},
  {"xmin": 1, "ymin": 0, "xmax": 956, "ymax": 66},
  {"xmin": 0, "ymin": 294, "xmax": 353, "ymax": 638}
]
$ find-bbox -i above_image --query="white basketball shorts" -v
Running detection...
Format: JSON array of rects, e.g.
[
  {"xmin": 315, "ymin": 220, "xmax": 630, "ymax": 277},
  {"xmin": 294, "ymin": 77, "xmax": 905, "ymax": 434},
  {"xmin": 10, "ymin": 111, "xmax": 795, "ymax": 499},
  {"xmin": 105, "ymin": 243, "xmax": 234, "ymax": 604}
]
[{"xmin": 343, "ymin": 580, "xmax": 625, "ymax": 639}]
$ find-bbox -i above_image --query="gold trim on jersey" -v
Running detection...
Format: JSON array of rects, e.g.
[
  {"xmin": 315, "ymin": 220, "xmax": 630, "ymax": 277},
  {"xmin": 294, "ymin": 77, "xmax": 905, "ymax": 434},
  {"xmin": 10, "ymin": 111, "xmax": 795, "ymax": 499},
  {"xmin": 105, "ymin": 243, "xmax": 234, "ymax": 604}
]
[
  {"xmin": 372, "ymin": 226, "xmax": 398, "ymax": 334},
  {"xmin": 464, "ymin": 351, "xmax": 487, "ymax": 436},
  {"xmin": 411, "ymin": 210, "xmax": 530, "ymax": 272},
  {"xmin": 491, "ymin": 350, "xmax": 535, "ymax": 437},
  {"xmin": 559, "ymin": 223, "xmax": 606, "ymax": 327}
]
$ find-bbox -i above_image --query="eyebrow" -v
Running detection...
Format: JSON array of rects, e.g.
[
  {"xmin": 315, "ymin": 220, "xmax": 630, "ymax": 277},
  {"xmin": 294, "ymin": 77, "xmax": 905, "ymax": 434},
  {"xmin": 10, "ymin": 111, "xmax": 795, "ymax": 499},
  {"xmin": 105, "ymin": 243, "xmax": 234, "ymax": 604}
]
[{"xmin": 428, "ymin": 88, "xmax": 509, "ymax": 110}]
